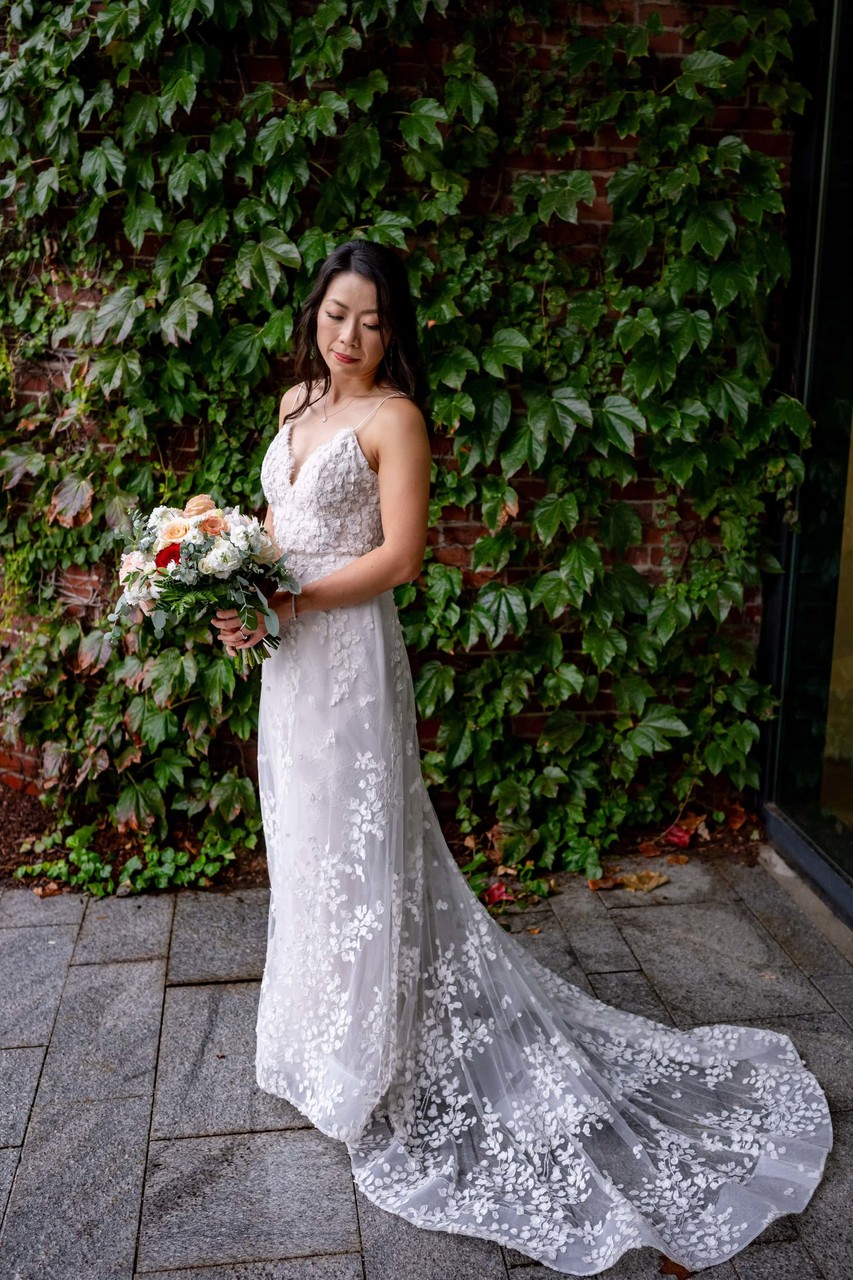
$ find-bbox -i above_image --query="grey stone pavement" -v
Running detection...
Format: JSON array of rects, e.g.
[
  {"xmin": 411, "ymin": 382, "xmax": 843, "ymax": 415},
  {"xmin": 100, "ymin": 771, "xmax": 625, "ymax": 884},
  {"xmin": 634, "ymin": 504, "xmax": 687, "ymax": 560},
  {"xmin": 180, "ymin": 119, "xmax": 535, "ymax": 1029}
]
[{"xmin": 0, "ymin": 843, "xmax": 851, "ymax": 1280}]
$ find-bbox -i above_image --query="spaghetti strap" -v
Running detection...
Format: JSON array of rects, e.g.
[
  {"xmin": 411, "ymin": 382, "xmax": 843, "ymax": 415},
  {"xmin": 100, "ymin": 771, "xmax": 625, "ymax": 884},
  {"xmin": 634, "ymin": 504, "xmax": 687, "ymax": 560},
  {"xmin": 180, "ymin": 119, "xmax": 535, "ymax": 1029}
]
[{"xmin": 351, "ymin": 392, "xmax": 408, "ymax": 435}]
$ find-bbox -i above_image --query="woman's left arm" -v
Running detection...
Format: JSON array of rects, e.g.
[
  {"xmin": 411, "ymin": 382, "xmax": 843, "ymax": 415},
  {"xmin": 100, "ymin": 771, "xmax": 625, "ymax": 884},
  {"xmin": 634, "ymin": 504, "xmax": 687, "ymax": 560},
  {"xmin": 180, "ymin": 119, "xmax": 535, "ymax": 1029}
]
[{"xmin": 289, "ymin": 398, "xmax": 432, "ymax": 616}]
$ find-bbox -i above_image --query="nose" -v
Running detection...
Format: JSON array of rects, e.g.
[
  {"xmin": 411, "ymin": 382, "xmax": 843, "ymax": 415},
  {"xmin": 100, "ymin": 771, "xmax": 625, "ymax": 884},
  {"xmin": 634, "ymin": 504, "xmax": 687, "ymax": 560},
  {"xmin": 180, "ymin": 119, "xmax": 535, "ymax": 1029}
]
[{"xmin": 341, "ymin": 316, "xmax": 360, "ymax": 347}]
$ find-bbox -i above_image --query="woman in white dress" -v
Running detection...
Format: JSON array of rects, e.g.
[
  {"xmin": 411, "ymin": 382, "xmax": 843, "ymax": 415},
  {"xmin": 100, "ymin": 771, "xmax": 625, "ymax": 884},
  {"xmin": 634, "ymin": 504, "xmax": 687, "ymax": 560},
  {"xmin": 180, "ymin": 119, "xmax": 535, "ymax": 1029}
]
[{"xmin": 212, "ymin": 241, "xmax": 832, "ymax": 1276}]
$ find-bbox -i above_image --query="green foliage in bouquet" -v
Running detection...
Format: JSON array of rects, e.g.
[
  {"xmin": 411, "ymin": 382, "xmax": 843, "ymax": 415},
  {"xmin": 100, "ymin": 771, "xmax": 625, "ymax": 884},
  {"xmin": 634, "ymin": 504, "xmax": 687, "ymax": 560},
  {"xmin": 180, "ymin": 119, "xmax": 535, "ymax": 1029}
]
[{"xmin": 0, "ymin": 0, "xmax": 814, "ymax": 890}]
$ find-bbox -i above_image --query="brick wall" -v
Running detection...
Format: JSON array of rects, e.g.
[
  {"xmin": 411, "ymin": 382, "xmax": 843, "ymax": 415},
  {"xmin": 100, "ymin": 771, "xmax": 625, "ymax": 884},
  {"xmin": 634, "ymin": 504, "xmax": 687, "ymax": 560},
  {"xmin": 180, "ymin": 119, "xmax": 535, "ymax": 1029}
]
[{"xmin": 0, "ymin": 0, "xmax": 788, "ymax": 794}]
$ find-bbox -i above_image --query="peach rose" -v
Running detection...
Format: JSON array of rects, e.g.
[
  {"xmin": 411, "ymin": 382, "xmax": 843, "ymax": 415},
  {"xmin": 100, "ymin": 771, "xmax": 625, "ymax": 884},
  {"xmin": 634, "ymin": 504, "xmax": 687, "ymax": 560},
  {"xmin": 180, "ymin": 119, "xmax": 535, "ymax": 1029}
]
[
  {"xmin": 200, "ymin": 514, "xmax": 228, "ymax": 536},
  {"xmin": 183, "ymin": 494, "xmax": 217, "ymax": 517},
  {"xmin": 162, "ymin": 519, "xmax": 191, "ymax": 542}
]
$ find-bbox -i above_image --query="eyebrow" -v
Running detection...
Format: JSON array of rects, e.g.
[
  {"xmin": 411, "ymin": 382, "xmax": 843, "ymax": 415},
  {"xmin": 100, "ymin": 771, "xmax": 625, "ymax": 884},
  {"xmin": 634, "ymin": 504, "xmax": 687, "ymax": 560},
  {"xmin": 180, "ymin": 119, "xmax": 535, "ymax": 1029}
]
[{"xmin": 327, "ymin": 297, "xmax": 379, "ymax": 315}]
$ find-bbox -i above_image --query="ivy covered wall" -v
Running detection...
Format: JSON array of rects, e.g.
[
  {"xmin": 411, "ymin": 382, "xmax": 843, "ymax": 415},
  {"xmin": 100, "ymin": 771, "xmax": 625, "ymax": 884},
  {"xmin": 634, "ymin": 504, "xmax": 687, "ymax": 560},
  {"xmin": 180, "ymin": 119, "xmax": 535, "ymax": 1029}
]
[{"xmin": 0, "ymin": 0, "xmax": 814, "ymax": 892}]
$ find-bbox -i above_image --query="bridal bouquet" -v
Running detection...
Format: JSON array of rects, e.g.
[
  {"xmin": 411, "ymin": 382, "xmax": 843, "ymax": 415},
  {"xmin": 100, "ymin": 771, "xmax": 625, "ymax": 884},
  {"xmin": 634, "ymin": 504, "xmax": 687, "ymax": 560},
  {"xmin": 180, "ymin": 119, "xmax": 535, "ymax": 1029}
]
[{"xmin": 106, "ymin": 492, "xmax": 300, "ymax": 669}]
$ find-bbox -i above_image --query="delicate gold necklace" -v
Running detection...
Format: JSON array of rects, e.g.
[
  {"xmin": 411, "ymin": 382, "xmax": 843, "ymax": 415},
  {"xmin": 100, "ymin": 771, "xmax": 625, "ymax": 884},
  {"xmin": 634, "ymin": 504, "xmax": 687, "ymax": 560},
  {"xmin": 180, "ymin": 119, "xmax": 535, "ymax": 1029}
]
[{"xmin": 321, "ymin": 391, "xmax": 375, "ymax": 423}]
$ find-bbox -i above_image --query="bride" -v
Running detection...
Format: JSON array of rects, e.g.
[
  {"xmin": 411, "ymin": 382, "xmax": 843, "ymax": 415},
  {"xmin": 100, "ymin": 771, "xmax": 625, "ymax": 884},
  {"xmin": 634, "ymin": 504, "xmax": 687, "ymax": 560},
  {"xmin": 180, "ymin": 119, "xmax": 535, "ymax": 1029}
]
[{"xmin": 211, "ymin": 240, "xmax": 831, "ymax": 1276}]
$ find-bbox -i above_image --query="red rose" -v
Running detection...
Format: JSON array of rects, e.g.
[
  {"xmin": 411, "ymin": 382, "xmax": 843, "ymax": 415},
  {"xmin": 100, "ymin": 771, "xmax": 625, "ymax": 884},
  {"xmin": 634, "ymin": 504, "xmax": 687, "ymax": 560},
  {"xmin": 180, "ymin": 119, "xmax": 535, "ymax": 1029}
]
[{"xmin": 154, "ymin": 542, "xmax": 181, "ymax": 569}]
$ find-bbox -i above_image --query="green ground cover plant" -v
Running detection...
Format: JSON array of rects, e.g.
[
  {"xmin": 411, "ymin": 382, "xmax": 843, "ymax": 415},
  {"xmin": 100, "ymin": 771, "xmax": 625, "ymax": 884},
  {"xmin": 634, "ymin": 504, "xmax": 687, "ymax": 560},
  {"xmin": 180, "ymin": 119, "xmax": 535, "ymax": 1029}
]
[{"xmin": 0, "ymin": 0, "xmax": 813, "ymax": 893}]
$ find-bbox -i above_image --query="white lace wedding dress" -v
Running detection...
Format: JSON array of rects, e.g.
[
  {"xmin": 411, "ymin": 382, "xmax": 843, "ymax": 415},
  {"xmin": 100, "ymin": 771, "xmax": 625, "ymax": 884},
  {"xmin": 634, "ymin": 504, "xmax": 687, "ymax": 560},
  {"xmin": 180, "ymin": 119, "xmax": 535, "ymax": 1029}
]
[{"xmin": 254, "ymin": 399, "xmax": 832, "ymax": 1275}]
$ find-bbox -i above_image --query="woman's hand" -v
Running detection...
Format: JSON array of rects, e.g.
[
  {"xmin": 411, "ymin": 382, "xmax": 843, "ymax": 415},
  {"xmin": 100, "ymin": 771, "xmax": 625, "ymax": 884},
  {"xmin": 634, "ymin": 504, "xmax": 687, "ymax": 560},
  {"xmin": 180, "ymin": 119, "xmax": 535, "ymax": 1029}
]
[{"xmin": 211, "ymin": 607, "xmax": 271, "ymax": 657}]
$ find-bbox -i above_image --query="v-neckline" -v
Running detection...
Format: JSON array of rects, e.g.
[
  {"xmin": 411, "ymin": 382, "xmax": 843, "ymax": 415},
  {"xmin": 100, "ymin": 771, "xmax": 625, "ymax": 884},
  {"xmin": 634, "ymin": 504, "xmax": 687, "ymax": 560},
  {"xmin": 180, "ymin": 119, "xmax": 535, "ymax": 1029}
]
[{"xmin": 285, "ymin": 421, "xmax": 356, "ymax": 489}]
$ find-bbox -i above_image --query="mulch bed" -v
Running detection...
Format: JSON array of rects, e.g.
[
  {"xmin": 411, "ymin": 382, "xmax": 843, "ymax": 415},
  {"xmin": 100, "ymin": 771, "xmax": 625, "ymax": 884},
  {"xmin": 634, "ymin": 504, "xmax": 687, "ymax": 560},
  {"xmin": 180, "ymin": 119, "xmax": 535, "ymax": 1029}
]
[{"xmin": 0, "ymin": 777, "xmax": 763, "ymax": 896}]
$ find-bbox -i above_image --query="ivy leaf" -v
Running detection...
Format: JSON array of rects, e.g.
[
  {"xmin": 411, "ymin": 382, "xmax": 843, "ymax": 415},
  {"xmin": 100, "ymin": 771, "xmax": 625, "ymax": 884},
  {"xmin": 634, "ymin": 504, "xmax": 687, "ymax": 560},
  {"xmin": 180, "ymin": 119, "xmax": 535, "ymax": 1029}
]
[
  {"xmin": 236, "ymin": 228, "xmax": 301, "ymax": 294},
  {"xmin": 582, "ymin": 626, "xmax": 628, "ymax": 671},
  {"xmin": 709, "ymin": 262, "xmax": 754, "ymax": 309},
  {"xmin": 614, "ymin": 307, "xmax": 660, "ymax": 353},
  {"xmin": 80, "ymin": 138, "xmax": 126, "ymax": 194},
  {"xmin": 606, "ymin": 161, "xmax": 647, "ymax": 208},
  {"xmin": 622, "ymin": 348, "xmax": 678, "ymax": 399},
  {"xmin": 298, "ymin": 226, "xmax": 337, "ymax": 274},
  {"xmin": 707, "ymin": 370, "xmax": 761, "ymax": 425},
  {"xmin": 678, "ymin": 50, "xmax": 732, "ymax": 96},
  {"xmin": 474, "ymin": 582, "xmax": 528, "ymax": 647},
  {"xmin": 0, "ymin": 445, "xmax": 46, "ymax": 488},
  {"xmin": 621, "ymin": 704, "xmax": 689, "ymax": 761},
  {"xmin": 125, "ymin": 697, "xmax": 179, "ymax": 753},
  {"xmin": 661, "ymin": 308, "xmax": 713, "ymax": 360},
  {"xmin": 539, "ymin": 710, "xmax": 585, "ymax": 754},
  {"xmin": 123, "ymin": 93, "xmax": 159, "ymax": 148},
  {"xmin": 481, "ymin": 327, "xmax": 530, "ymax": 378},
  {"xmin": 560, "ymin": 539, "xmax": 603, "ymax": 607},
  {"xmin": 599, "ymin": 503, "xmax": 643, "ymax": 552},
  {"xmin": 159, "ymin": 61, "xmax": 201, "ymax": 126},
  {"xmin": 124, "ymin": 192, "xmax": 164, "ymax": 251},
  {"xmin": 613, "ymin": 673, "xmax": 655, "ymax": 715},
  {"xmin": 681, "ymin": 203, "xmax": 737, "ymax": 259},
  {"xmin": 538, "ymin": 171, "xmax": 596, "ymax": 223},
  {"xmin": 92, "ymin": 285, "xmax": 146, "ymax": 345},
  {"xmin": 348, "ymin": 69, "xmax": 389, "ymax": 110},
  {"xmin": 414, "ymin": 660, "xmax": 455, "ymax": 718},
  {"xmin": 433, "ymin": 347, "xmax": 479, "ymax": 391},
  {"xmin": 209, "ymin": 770, "xmax": 256, "ymax": 822},
  {"xmin": 445, "ymin": 70, "xmax": 498, "ymax": 125},
  {"xmin": 220, "ymin": 325, "xmax": 263, "ymax": 378},
  {"xmin": 530, "ymin": 571, "xmax": 573, "ymax": 620},
  {"xmin": 606, "ymin": 214, "xmax": 655, "ymax": 269},
  {"xmin": 170, "ymin": 0, "xmax": 215, "ymax": 31},
  {"xmin": 142, "ymin": 649, "xmax": 199, "ymax": 708},
  {"xmin": 400, "ymin": 98, "xmax": 448, "ymax": 150},
  {"xmin": 531, "ymin": 492, "xmax": 580, "ymax": 545},
  {"xmin": 159, "ymin": 282, "xmax": 214, "ymax": 345},
  {"xmin": 647, "ymin": 594, "xmax": 692, "ymax": 644},
  {"xmin": 598, "ymin": 395, "xmax": 645, "ymax": 453},
  {"xmin": 115, "ymin": 778, "xmax": 166, "ymax": 834},
  {"xmin": 525, "ymin": 387, "xmax": 592, "ymax": 447},
  {"xmin": 362, "ymin": 210, "xmax": 413, "ymax": 249},
  {"xmin": 46, "ymin": 474, "xmax": 94, "ymax": 528},
  {"xmin": 199, "ymin": 656, "xmax": 236, "ymax": 713},
  {"xmin": 86, "ymin": 349, "xmax": 142, "ymax": 396}
]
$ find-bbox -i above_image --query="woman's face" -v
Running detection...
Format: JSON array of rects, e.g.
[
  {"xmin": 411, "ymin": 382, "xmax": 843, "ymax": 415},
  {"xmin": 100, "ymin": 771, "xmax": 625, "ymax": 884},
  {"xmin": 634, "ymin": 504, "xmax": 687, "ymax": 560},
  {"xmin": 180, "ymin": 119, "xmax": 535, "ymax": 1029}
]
[{"xmin": 315, "ymin": 270, "xmax": 388, "ymax": 384}]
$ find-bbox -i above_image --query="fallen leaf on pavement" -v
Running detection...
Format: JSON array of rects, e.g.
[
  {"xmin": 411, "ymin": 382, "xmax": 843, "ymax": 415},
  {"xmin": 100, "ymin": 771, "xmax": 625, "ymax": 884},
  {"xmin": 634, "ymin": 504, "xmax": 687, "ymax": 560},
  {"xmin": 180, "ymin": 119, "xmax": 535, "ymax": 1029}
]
[
  {"xmin": 659, "ymin": 1258, "xmax": 694, "ymax": 1278},
  {"xmin": 527, "ymin": 926, "xmax": 541, "ymax": 934},
  {"xmin": 33, "ymin": 881, "xmax": 63, "ymax": 897},
  {"xmin": 618, "ymin": 871, "xmax": 670, "ymax": 892},
  {"xmin": 638, "ymin": 840, "xmax": 661, "ymax": 858},
  {"xmin": 587, "ymin": 871, "xmax": 622, "ymax": 891},
  {"xmin": 666, "ymin": 853, "xmax": 690, "ymax": 865},
  {"xmin": 664, "ymin": 823, "xmax": 691, "ymax": 848}
]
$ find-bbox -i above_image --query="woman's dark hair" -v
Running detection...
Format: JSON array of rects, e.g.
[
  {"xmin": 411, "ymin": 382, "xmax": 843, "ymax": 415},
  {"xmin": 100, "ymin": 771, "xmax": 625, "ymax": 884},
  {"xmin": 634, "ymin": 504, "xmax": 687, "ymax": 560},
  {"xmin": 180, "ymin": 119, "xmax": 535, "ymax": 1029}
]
[{"xmin": 285, "ymin": 239, "xmax": 429, "ymax": 422}]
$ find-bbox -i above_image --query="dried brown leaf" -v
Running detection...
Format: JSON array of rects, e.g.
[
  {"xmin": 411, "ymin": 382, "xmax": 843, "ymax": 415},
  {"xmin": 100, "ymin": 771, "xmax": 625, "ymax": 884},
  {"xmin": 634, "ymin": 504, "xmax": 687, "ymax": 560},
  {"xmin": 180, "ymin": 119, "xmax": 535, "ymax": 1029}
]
[{"xmin": 618, "ymin": 871, "xmax": 670, "ymax": 893}]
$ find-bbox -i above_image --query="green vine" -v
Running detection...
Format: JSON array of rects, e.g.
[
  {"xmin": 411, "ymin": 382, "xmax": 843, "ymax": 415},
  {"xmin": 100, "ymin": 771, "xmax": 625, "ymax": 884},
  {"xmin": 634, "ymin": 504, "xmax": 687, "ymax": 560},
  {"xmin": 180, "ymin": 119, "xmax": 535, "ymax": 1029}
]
[{"xmin": 0, "ymin": 0, "xmax": 813, "ymax": 891}]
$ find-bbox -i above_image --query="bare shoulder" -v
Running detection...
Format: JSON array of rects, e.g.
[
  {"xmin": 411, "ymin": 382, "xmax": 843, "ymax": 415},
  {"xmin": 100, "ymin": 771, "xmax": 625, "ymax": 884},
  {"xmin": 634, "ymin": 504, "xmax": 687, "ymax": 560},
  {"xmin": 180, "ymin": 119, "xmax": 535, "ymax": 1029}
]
[
  {"xmin": 361, "ymin": 394, "xmax": 430, "ymax": 469},
  {"xmin": 373, "ymin": 394, "xmax": 428, "ymax": 442}
]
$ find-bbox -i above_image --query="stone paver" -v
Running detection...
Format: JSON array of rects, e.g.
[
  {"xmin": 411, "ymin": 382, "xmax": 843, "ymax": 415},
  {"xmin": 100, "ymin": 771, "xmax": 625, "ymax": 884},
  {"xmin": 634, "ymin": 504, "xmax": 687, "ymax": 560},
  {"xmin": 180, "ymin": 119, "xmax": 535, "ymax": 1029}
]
[
  {"xmin": 0, "ymin": 923, "xmax": 78, "ymax": 1047},
  {"xmin": 609, "ymin": 900, "xmax": 829, "ymax": 1024},
  {"xmin": 34, "ymin": 958, "xmax": 164, "ymax": 1104},
  {"xmin": 0, "ymin": 1048, "xmax": 43, "ymax": 1147},
  {"xmin": 168, "ymin": 888, "xmax": 269, "ymax": 983},
  {"xmin": 137, "ymin": 1261, "xmax": 364, "ymax": 1280},
  {"xmin": 136, "ymin": 1129, "xmax": 360, "ymax": 1273},
  {"xmin": 0, "ymin": 1093, "xmax": 151, "ymax": 1280},
  {"xmin": 0, "ymin": 888, "xmax": 87, "ymax": 928},
  {"xmin": 0, "ymin": 851, "xmax": 849, "ymax": 1280},
  {"xmin": 152, "ymin": 982, "xmax": 307, "ymax": 1138},
  {"xmin": 73, "ymin": 892, "xmax": 174, "ymax": 965}
]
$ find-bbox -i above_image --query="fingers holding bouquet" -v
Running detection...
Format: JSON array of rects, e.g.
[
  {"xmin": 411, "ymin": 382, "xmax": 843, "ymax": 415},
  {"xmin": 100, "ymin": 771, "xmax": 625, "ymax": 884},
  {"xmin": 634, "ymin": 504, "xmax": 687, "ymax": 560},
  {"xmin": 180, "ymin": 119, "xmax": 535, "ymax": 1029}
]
[{"xmin": 212, "ymin": 607, "xmax": 271, "ymax": 657}]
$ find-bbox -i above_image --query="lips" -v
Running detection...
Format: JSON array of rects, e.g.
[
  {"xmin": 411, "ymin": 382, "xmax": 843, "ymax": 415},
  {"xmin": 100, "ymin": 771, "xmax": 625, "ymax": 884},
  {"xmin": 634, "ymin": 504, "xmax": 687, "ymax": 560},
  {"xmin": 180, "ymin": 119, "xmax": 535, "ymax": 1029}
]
[{"xmin": 332, "ymin": 351, "xmax": 358, "ymax": 364}]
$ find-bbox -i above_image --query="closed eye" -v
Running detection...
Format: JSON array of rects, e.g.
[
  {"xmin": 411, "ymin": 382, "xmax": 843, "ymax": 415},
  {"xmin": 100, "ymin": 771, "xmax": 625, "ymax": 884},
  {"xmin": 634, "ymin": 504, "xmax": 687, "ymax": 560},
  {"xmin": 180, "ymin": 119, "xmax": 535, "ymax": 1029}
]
[{"xmin": 325, "ymin": 311, "xmax": 344, "ymax": 320}]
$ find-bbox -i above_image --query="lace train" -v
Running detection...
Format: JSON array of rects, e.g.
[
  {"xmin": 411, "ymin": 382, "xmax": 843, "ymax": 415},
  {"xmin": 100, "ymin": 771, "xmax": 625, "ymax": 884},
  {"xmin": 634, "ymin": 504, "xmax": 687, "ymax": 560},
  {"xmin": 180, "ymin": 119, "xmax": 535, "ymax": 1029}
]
[{"xmin": 254, "ymin": 407, "xmax": 832, "ymax": 1275}]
